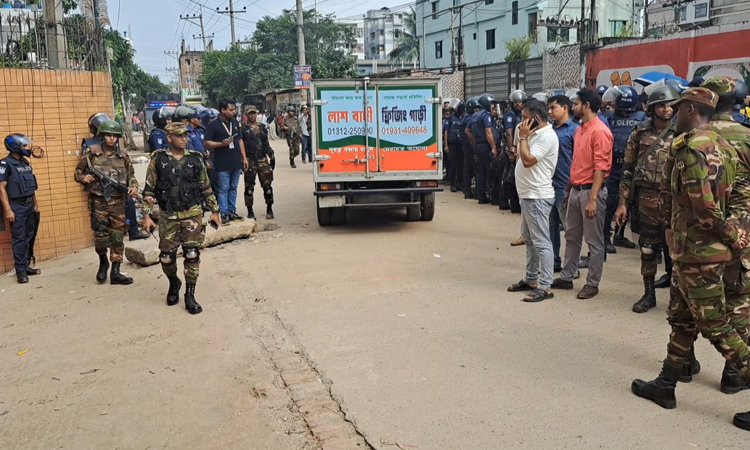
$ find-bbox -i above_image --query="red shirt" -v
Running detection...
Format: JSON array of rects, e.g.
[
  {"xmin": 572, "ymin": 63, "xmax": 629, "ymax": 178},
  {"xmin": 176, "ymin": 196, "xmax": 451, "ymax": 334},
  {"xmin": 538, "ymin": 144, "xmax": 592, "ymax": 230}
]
[{"xmin": 569, "ymin": 117, "xmax": 613, "ymax": 185}]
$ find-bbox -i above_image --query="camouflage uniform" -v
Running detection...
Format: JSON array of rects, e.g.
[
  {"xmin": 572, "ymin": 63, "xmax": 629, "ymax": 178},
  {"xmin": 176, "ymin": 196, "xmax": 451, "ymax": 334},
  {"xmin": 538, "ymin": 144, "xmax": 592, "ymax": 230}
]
[
  {"xmin": 241, "ymin": 120, "xmax": 275, "ymax": 212},
  {"xmin": 283, "ymin": 114, "xmax": 302, "ymax": 159},
  {"xmin": 74, "ymin": 140, "xmax": 138, "ymax": 263},
  {"xmin": 142, "ymin": 127, "xmax": 219, "ymax": 286},
  {"xmin": 620, "ymin": 120, "xmax": 675, "ymax": 277}
]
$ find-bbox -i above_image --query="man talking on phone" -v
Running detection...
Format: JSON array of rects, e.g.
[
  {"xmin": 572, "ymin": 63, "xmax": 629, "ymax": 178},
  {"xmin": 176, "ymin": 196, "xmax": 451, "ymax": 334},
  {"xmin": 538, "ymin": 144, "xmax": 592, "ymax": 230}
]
[{"xmin": 506, "ymin": 100, "xmax": 560, "ymax": 302}]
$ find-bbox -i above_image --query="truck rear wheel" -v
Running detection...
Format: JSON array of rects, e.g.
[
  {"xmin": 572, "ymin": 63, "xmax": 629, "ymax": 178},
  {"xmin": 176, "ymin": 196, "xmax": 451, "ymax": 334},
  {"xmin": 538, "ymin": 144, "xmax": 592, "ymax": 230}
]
[
  {"xmin": 406, "ymin": 205, "xmax": 421, "ymax": 221},
  {"xmin": 420, "ymin": 192, "xmax": 435, "ymax": 221},
  {"xmin": 331, "ymin": 207, "xmax": 347, "ymax": 225},
  {"xmin": 317, "ymin": 200, "xmax": 333, "ymax": 226}
]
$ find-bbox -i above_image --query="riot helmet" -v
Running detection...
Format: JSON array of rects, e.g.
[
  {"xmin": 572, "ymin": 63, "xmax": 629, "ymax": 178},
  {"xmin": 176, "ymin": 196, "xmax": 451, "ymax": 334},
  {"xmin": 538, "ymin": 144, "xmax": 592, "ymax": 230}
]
[
  {"xmin": 4, "ymin": 133, "xmax": 33, "ymax": 157},
  {"xmin": 735, "ymin": 79, "xmax": 749, "ymax": 106},
  {"xmin": 88, "ymin": 113, "xmax": 111, "ymax": 135},
  {"xmin": 596, "ymin": 85, "xmax": 608, "ymax": 96},
  {"xmin": 153, "ymin": 107, "xmax": 176, "ymax": 129},
  {"xmin": 173, "ymin": 106, "xmax": 196, "ymax": 122},
  {"xmin": 478, "ymin": 93, "xmax": 496, "ymax": 112},
  {"xmin": 448, "ymin": 98, "xmax": 464, "ymax": 112},
  {"xmin": 565, "ymin": 89, "xmax": 580, "ymax": 101},
  {"xmin": 603, "ymin": 85, "xmax": 638, "ymax": 111},
  {"xmin": 531, "ymin": 92, "xmax": 549, "ymax": 105},
  {"xmin": 509, "ymin": 90, "xmax": 526, "ymax": 104},
  {"xmin": 465, "ymin": 96, "xmax": 480, "ymax": 113},
  {"xmin": 201, "ymin": 108, "xmax": 219, "ymax": 128},
  {"xmin": 97, "ymin": 120, "xmax": 123, "ymax": 137}
]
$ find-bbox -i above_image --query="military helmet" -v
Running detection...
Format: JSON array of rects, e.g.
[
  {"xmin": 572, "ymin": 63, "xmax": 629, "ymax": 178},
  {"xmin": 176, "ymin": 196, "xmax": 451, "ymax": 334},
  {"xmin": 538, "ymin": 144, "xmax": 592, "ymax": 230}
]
[
  {"xmin": 97, "ymin": 120, "xmax": 123, "ymax": 137},
  {"xmin": 509, "ymin": 90, "xmax": 526, "ymax": 103},
  {"xmin": 647, "ymin": 86, "xmax": 680, "ymax": 108},
  {"xmin": 603, "ymin": 85, "xmax": 638, "ymax": 111},
  {"xmin": 465, "ymin": 96, "xmax": 480, "ymax": 113},
  {"xmin": 88, "ymin": 113, "xmax": 111, "ymax": 135},
  {"xmin": 531, "ymin": 92, "xmax": 549, "ymax": 105},
  {"xmin": 286, "ymin": 105, "xmax": 296, "ymax": 112},
  {"xmin": 478, "ymin": 93, "xmax": 496, "ymax": 112},
  {"xmin": 735, "ymin": 79, "xmax": 749, "ymax": 106},
  {"xmin": 4, "ymin": 133, "xmax": 33, "ymax": 157}
]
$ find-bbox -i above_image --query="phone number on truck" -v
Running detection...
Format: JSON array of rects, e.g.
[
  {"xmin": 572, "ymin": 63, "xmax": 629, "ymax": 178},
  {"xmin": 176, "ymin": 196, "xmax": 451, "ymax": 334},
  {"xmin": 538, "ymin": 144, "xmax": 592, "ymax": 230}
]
[
  {"xmin": 381, "ymin": 126, "xmax": 429, "ymax": 135},
  {"xmin": 326, "ymin": 126, "xmax": 375, "ymax": 136}
]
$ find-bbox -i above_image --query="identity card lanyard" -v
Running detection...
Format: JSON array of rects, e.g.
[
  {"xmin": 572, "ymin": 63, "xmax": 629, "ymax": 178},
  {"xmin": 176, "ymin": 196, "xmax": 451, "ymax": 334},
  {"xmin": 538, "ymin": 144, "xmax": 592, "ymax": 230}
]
[{"xmin": 222, "ymin": 120, "xmax": 235, "ymax": 149}]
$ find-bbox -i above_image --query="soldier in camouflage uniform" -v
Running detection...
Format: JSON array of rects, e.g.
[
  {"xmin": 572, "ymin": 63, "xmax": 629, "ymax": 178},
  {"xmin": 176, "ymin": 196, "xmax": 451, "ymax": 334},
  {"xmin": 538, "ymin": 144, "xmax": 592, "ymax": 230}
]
[
  {"xmin": 241, "ymin": 106, "xmax": 276, "ymax": 220},
  {"xmin": 141, "ymin": 123, "xmax": 221, "ymax": 315},
  {"xmin": 702, "ymin": 76, "xmax": 750, "ymax": 394},
  {"xmin": 74, "ymin": 120, "xmax": 138, "ymax": 285},
  {"xmin": 615, "ymin": 85, "xmax": 679, "ymax": 314},
  {"xmin": 632, "ymin": 88, "xmax": 750, "ymax": 432},
  {"xmin": 281, "ymin": 106, "xmax": 302, "ymax": 168}
]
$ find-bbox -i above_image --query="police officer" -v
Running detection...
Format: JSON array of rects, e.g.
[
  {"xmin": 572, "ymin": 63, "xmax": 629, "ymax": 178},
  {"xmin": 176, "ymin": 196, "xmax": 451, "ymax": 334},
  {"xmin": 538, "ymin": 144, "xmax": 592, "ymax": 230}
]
[
  {"xmin": 502, "ymin": 90, "xmax": 525, "ymax": 213},
  {"xmin": 0, "ymin": 134, "xmax": 41, "ymax": 283},
  {"xmin": 462, "ymin": 97, "xmax": 479, "ymax": 199},
  {"xmin": 601, "ymin": 85, "xmax": 647, "ymax": 253},
  {"xmin": 74, "ymin": 121, "xmax": 139, "ymax": 285},
  {"xmin": 467, "ymin": 93, "xmax": 497, "ymax": 204},
  {"xmin": 445, "ymin": 99, "xmax": 465, "ymax": 192},
  {"xmin": 148, "ymin": 106, "xmax": 174, "ymax": 151},
  {"xmin": 614, "ymin": 85, "xmax": 679, "ymax": 313},
  {"xmin": 281, "ymin": 106, "xmax": 302, "ymax": 168},
  {"xmin": 242, "ymin": 105, "xmax": 276, "ymax": 220},
  {"xmin": 200, "ymin": 108, "xmax": 220, "ymax": 196},
  {"xmin": 141, "ymin": 123, "xmax": 221, "ymax": 315},
  {"xmin": 732, "ymin": 79, "xmax": 750, "ymax": 126}
]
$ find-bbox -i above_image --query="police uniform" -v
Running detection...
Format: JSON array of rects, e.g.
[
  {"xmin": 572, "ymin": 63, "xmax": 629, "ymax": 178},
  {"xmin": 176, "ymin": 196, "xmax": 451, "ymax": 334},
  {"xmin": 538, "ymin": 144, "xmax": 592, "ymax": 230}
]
[
  {"xmin": 461, "ymin": 111, "xmax": 476, "ymax": 198},
  {"xmin": 241, "ymin": 117, "xmax": 275, "ymax": 219},
  {"xmin": 470, "ymin": 108, "xmax": 494, "ymax": 203},
  {"xmin": 0, "ymin": 153, "xmax": 39, "ymax": 281},
  {"xmin": 149, "ymin": 128, "xmax": 169, "ymax": 151},
  {"xmin": 502, "ymin": 108, "xmax": 522, "ymax": 211},
  {"xmin": 446, "ymin": 112, "xmax": 464, "ymax": 191}
]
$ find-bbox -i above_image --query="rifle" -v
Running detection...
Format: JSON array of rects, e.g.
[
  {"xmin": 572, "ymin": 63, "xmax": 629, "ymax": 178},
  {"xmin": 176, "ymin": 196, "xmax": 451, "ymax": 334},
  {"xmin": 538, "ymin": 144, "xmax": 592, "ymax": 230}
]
[{"xmin": 85, "ymin": 156, "xmax": 129, "ymax": 202}]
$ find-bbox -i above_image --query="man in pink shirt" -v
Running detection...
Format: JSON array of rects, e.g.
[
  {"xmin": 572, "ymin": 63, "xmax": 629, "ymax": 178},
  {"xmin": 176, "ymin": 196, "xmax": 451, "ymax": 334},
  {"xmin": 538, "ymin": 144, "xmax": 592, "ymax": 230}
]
[{"xmin": 552, "ymin": 89, "xmax": 614, "ymax": 299}]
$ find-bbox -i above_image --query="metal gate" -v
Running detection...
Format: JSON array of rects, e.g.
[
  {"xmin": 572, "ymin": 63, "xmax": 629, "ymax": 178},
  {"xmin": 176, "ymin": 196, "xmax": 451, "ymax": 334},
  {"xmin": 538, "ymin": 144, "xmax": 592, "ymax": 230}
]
[{"xmin": 464, "ymin": 57, "xmax": 544, "ymax": 99}]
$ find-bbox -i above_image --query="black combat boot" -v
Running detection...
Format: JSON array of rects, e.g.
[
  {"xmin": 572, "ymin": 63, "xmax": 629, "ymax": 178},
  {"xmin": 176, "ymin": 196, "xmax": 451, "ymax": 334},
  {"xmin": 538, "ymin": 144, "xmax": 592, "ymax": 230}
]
[
  {"xmin": 721, "ymin": 361, "xmax": 750, "ymax": 394},
  {"xmin": 613, "ymin": 225, "xmax": 636, "ymax": 249},
  {"xmin": 632, "ymin": 276, "xmax": 657, "ymax": 313},
  {"xmin": 166, "ymin": 275, "xmax": 182, "ymax": 306},
  {"xmin": 654, "ymin": 273, "xmax": 671, "ymax": 289},
  {"xmin": 679, "ymin": 348, "xmax": 701, "ymax": 383},
  {"xmin": 247, "ymin": 208, "xmax": 256, "ymax": 220},
  {"xmin": 110, "ymin": 262, "xmax": 133, "ymax": 285},
  {"xmin": 96, "ymin": 254, "xmax": 109, "ymax": 284},
  {"xmin": 735, "ymin": 411, "xmax": 750, "ymax": 431},
  {"xmin": 290, "ymin": 157, "xmax": 297, "ymax": 168},
  {"xmin": 631, "ymin": 361, "xmax": 681, "ymax": 409},
  {"xmin": 184, "ymin": 283, "xmax": 202, "ymax": 315},
  {"xmin": 266, "ymin": 205, "xmax": 274, "ymax": 220}
]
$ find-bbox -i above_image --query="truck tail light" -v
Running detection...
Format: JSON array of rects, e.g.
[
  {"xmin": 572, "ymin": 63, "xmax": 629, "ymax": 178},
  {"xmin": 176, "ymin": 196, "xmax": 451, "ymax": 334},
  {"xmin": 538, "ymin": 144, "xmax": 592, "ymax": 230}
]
[
  {"xmin": 416, "ymin": 181, "xmax": 438, "ymax": 188},
  {"xmin": 319, "ymin": 183, "xmax": 342, "ymax": 191}
]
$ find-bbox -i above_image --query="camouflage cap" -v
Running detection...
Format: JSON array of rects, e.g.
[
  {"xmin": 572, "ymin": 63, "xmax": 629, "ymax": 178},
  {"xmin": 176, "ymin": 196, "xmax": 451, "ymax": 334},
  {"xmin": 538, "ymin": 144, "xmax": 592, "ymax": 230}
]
[
  {"xmin": 668, "ymin": 87, "xmax": 718, "ymax": 108},
  {"xmin": 246, "ymin": 105, "xmax": 258, "ymax": 113},
  {"xmin": 701, "ymin": 76, "xmax": 737, "ymax": 95},
  {"xmin": 165, "ymin": 123, "xmax": 189, "ymax": 136}
]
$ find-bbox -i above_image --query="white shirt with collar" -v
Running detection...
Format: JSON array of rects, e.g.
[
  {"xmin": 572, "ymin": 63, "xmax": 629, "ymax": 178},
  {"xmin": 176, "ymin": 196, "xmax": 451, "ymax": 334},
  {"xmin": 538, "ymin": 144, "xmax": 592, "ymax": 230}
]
[{"xmin": 514, "ymin": 123, "xmax": 559, "ymax": 199}]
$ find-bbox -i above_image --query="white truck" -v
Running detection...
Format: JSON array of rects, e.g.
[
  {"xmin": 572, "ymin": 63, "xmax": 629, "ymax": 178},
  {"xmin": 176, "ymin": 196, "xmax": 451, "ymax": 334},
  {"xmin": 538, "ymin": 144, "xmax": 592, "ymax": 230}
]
[{"xmin": 310, "ymin": 78, "xmax": 444, "ymax": 226}]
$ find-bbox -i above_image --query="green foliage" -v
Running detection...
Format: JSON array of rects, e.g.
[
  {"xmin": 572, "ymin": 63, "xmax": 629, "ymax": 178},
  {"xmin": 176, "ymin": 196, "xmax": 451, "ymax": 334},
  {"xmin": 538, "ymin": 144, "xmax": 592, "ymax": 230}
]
[
  {"xmin": 388, "ymin": 7, "xmax": 418, "ymax": 65},
  {"xmin": 504, "ymin": 34, "xmax": 536, "ymax": 62},
  {"xmin": 614, "ymin": 22, "xmax": 638, "ymax": 38},
  {"xmin": 23, "ymin": 0, "xmax": 76, "ymax": 13},
  {"xmin": 199, "ymin": 9, "xmax": 356, "ymax": 105}
]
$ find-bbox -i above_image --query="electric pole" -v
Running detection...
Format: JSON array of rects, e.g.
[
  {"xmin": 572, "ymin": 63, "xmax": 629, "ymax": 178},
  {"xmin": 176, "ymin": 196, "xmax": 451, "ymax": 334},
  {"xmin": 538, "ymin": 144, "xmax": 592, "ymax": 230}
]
[
  {"xmin": 295, "ymin": 0, "xmax": 306, "ymax": 65},
  {"xmin": 43, "ymin": 0, "xmax": 69, "ymax": 69},
  {"xmin": 180, "ymin": 13, "xmax": 207, "ymax": 50},
  {"xmin": 217, "ymin": 0, "xmax": 247, "ymax": 46},
  {"xmin": 590, "ymin": 0, "xmax": 596, "ymax": 42}
]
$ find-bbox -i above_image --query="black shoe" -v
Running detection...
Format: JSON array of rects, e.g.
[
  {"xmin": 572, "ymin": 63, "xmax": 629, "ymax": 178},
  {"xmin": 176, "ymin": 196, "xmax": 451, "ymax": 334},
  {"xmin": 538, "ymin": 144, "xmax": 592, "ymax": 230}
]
[
  {"xmin": 679, "ymin": 349, "xmax": 701, "ymax": 383},
  {"xmin": 605, "ymin": 242, "xmax": 617, "ymax": 254},
  {"xmin": 654, "ymin": 273, "xmax": 671, "ymax": 289},
  {"xmin": 450, "ymin": 186, "xmax": 458, "ymax": 193},
  {"xmin": 184, "ymin": 283, "xmax": 202, "ymax": 315},
  {"xmin": 96, "ymin": 254, "xmax": 109, "ymax": 284},
  {"xmin": 166, "ymin": 275, "xmax": 182, "ymax": 306},
  {"xmin": 721, "ymin": 362, "xmax": 750, "ymax": 394},
  {"xmin": 499, "ymin": 204, "xmax": 511, "ymax": 210},
  {"xmin": 734, "ymin": 411, "xmax": 750, "ymax": 431},
  {"xmin": 510, "ymin": 207, "xmax": 521, "ymax": 214},
  {"xmin": 247, "ymin": 208, "xmax": 256, "ymax": 220},
  {"xmin": 221, "ymin": 214, "xmax": 230, "ymax": 225},
  {"xmin": 266, "ymin": 205, "xmax": 274, "ymax": 220},
  {"xmin": 228, "ymin": 212, "xmax": 244, "ymax": 222},
  {"xmin": 551, "ymin": 278, "xmax": 574, "ymax": 290},
  {"xmin": 578, "ymin": 256, "xmax": 590, "ymax": 269},
  {"xmin": 26, "ymin": 267, "xmax": 41, "ymax": 276},
  {"xmin": 110, "ymin": 262, "xmax": 133, "ymax": 285},
  {"xmin": 490, "ymin": 199, "xmax": 499, "ymax": 205},
  {"xmin": 17, "ymin": 272, "xmax": 28, "ymax": 284},
  {"xmin": 633, "ymin": 276, "xmax": 657, "ymax": 313},
  {"xmin": 631, "ymin": 362, "xmax": 681, "ymax": 409},
  {"xmin": 554, "ymin": 266, "xmax": 562, "ymax": 273},
  {"xmin": 302, "ymin": 159, "xmax": 307, "ymax": 164},
  {"xmin": 464, "ymin": 193, "xmax": 475, "ymax": 200},
  {"xmin": 478, "ymin": 197, "xmax": 490, "ymax": 205},
  {"xmin": 129, "ymin": 230, "xmax": 150, "ymax": 241},
  {"xmin": 290, "ymin": 158, "xmax": 297, "ymax": 168},
  {"xmin": 613, "ymin": 236, "xmax": 636, "ymax": 249}
]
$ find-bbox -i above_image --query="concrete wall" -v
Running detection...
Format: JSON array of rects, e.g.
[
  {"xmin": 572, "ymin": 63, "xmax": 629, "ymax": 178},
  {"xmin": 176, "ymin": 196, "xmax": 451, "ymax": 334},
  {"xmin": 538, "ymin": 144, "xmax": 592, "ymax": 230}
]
[{"xmin": 0, "ymin": 69, "xmax": 114, "ymax": 273}]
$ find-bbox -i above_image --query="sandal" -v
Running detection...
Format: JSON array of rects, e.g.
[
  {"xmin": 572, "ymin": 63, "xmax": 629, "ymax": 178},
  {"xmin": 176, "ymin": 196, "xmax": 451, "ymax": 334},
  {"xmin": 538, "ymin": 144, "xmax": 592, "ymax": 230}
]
[
  {"xmin": 522, "ymin": 288, "xmax": 555, "ymax": 303},
  {"xmin": 510, "ymin": 236, "xmax": 525, "ymax": 246},
  {"xmin": 508, "ymin": 279, "xmax": 537, "ymax": 292}
]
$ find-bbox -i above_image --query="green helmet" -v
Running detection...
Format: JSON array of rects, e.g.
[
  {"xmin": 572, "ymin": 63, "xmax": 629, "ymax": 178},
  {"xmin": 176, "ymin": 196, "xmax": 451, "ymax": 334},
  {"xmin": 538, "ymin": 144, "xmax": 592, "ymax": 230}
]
[
  {"xmin": 97, "ymin": 120, "xmax": 123, "ymax": 137},
  {"xmin": 647, "ymin": 86, "xmax": 680, "ymax": 108}
]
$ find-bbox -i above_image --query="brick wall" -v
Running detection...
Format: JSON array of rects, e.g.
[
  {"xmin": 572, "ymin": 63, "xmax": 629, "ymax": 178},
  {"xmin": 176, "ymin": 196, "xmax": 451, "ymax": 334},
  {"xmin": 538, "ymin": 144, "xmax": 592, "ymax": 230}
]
[{"xmin": 0, "ymin": 69, "xmax": 114, "ymax": 273}]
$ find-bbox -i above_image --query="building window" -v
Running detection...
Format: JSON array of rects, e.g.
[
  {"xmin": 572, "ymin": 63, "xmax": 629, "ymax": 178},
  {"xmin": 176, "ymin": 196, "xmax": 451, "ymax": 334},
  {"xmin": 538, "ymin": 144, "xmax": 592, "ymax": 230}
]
[
  {"xmin": 486, "ymin": 29, "xmax": 496, "ymax": 50},
  {"xmin": 547, "ymin": 27, "xmax": 569, "ymax": 43},
  {"xmin": 611, "ymin": 20, "xmax": 627, "ymax": 35},
  {"xmin": 512, "ymin": 1, "xmax": 518, "ymax": 25},
  {"xmin": 528, "ymin": 12, "xmax": 537, "ymax": 40},
  {"xmin": 485, "ymin": 0, "xmax": 494, "ymax": 4},
  {"xmin": 432, "ymin": 1, "xmax": 438, "ymax": 20},
  {"xmin": 454, "ymin": 0, "xmax": 460, "ymax": 6},
  {"xmin": 677, "ymin": 6, "xmax": 687, "ymax": 21},
  {"xmin": 394, "ymin": 29, "xmax": 401, "ymax": 38},
  {"xmin": 435, "ymin": 41, "xmax": 443, "ymax": 58},
  {"xmin": 473, "ymin": 32, "xmax": 477, "ymax": 40},
  {"xmin": 186, "ymin": 59, "xmax": 191, "ymax": 65},
  {"xmin": 695, "ymin": 3, "xmax": 708, "ymax": 18},
  {"xmin": 356, "ymin": 28, "xmax": 363, "ymax": 38}
]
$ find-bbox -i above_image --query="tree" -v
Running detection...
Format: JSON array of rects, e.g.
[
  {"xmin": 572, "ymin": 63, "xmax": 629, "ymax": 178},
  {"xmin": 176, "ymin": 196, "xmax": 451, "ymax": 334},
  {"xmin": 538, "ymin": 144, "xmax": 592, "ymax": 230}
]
[
  {"xmin": 25, "ymin": 0, "xmax": 78, "ymax": 13},
  {"xmin": 504, "ymin": 34, "xmax": 536, "ymax": 62},
  {"xmin": 388, "ymin": 7, "xmax": 418, "ymax": 66}
]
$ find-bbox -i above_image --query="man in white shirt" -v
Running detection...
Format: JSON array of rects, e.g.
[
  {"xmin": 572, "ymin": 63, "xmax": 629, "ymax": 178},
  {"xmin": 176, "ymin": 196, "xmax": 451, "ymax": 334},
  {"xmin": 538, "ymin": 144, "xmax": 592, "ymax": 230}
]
[
  {"xmin": 507, "ymin": 99, "xmax": 560, "ymax": 302},
  {"xmin": 300, "ymin": 105, "xmax": 312, "ymax": 163}
]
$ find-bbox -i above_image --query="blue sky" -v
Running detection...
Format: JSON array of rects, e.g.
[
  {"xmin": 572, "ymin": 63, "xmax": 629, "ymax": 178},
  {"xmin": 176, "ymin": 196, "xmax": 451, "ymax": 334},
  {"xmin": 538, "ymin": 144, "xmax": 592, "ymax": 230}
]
[{"xmin": 109, "ymin": 0, "xmax": 406, "ymax": 82}]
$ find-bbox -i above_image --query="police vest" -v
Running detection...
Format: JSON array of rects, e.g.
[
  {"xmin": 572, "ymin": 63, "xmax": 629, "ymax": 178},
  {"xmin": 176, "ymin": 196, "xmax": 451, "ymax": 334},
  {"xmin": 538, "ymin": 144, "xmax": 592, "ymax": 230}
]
[
  {"xmin": 0, "ymin": 156, "xmax": 37, "ymax": 199},
  {"xmin": 154, "ymin": 151, "xmax": 204, "ymax": 213},
  {"xmin": 242, "ymin": 123, "xmax": 270, "ymax": 161},
  {"xmin": 447, "ymin": 114, "xmax": 463, "ymax": 144},
  {"xmin": 610, "ymin": 111, "xmax": 647, "ymax": 158},
  {"xmin": 149, "ymin": 129, "xmax": 168, "ymax": 150},
  {"xmin": 460, "ymin": 115, "xmax": 473, "ymax": 145},
  {"xmin": 471, "ymin": 110, "xmax": 491, "ymax": 145}
]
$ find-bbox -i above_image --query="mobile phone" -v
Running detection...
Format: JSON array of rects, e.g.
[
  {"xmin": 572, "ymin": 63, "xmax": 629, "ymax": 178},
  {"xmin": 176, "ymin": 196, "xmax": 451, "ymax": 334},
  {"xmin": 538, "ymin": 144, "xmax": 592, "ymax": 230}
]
[{"xmin": 529, "ymin": 116, "xmax": 540, "ymax": 129}]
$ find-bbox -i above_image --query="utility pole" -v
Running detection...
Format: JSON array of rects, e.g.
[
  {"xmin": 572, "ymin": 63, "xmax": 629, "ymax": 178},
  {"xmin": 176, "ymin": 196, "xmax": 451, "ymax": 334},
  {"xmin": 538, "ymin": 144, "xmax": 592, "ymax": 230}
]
[
  {"xmin": 580, "ymin": 0, "xmax": 586, "ymax": 44},
  {"xmin": 295, "ymin": 0, "xmax": 306, "ymax": 65},
  {"xmin": 180, "ymin": 13, "xmax": 207, "ymax": 50},
  {"xmin": 590, "ymin": 0, "xmax": 596, "ymax": 43},
  {"xmin": 43, "ymin": 0, "xmax": 69, "ymax": 69},
  {"xmin": 165, "ymin": 50, "xmax": 181, "ymax": 98},
  {"xmin": 193, "ymin": 33, "xmax": 215, "ymax": 47},
  {"xmin": 449, "ymin": 7, "xmax": 455, "ymax": 69},
  {"xmin": 217, "ymin": 0, "xmax": 246, "ymax": 46}
]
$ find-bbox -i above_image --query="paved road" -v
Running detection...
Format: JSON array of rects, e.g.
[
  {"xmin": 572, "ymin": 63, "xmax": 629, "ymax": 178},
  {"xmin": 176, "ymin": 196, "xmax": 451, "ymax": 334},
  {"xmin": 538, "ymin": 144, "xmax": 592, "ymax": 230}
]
[{"xmin": 1, "ymin": 139, "xmax": 748, "ymax": 449}]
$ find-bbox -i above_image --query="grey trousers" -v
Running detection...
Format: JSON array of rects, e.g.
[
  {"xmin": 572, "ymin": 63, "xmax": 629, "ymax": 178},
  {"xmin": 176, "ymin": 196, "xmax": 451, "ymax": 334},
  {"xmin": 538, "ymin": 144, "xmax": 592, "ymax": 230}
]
[
  {"xmin": 560, "ymin": 186, "xmax": 607, "ymax": 288},
  {"xmin": 520, "ymin": 198, "xmax": 555, "ymax": 290}
]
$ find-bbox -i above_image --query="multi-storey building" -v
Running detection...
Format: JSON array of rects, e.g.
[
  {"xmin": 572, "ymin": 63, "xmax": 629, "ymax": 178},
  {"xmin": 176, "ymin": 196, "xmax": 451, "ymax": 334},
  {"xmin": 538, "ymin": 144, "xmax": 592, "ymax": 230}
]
[{"xmin": 647, "ymin": 0, "xmax": 750, "ymax": 36}]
